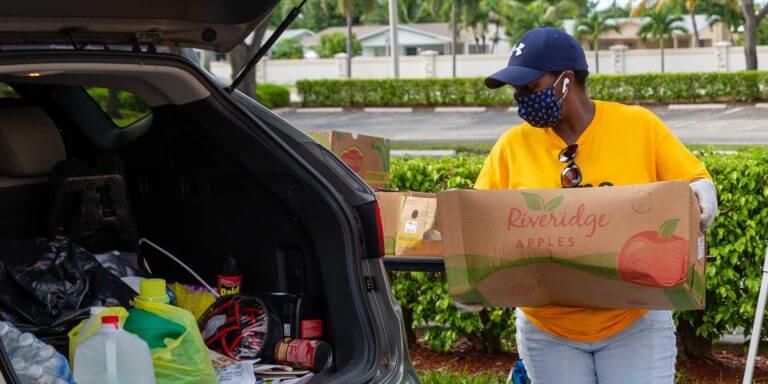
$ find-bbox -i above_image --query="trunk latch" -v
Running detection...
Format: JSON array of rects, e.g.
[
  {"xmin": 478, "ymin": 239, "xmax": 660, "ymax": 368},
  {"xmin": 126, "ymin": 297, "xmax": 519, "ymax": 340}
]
[{"xmin": 364, "ymin": 276, "xmax": 376, "ymax": 292}]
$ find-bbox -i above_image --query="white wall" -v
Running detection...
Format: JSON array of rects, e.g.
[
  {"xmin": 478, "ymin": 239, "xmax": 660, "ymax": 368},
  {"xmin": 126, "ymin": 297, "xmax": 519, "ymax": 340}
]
[
  {"xmin": 262, "ymin": 58, "xmax": 339, "ymax": 84},
  {"xmin": 212, "ymin": 45, "xmax": 768, "ymax": 85}
]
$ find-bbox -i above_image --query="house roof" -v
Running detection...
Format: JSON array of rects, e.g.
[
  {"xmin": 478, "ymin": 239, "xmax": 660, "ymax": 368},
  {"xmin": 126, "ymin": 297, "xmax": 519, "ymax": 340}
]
[
  {"xmin": 563, "ymin": 14, "xmax": 710, "ymax": 37},
  {"xmin": 302, "ymin": 22, "xmax": 508, "ymax": 46},
  {"xmin": 262, "ymin": 28, "xmax": 314, "ymax": 45},
  {"xmin": 301, "ymin": 25, "xmax": 388, "ymax": 46}
]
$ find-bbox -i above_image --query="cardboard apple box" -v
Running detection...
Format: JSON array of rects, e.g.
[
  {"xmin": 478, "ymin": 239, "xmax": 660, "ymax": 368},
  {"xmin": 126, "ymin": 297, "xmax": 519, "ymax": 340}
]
[
  {"xmin": 308, "ymin": 130, "xmax": 390, "ymax": 189},
  {"xmin": 394, "ymin": 195, "xmax": 443, "ymax": 257},
  {"xmin": 437, "ymin": 181, "xmax": 706, "ymax": 310},
  {"xmin": 376, "ymin": 191, "xmax": 442, "ymax": 256},
  {"xmin": 376, "ymin": 192, "xmax": 406, "ymax": 255}
]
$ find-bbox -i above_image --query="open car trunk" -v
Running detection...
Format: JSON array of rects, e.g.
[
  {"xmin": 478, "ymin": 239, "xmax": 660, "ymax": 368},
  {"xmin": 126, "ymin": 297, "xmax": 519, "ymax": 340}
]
[
  {"xmin": 0, "ymin": 0, "xmax": 281, "ymax": 51},
  {"xmin": 0, "ymin": 52, "xmax": 404, "ymax": 384}
]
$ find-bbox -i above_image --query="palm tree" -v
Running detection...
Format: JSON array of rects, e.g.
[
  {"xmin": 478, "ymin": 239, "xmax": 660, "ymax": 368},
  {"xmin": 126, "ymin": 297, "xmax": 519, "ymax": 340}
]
[
  {"xmin": 701, "ymin": 0, "xmax": 743, "ymax": 42},
  {"xmin": 424, "ymin": 0, "xmax": 480, "ymax": 77},
  {"xmin": 332, "ymin": 0, "xmax": 376, "ymax": 78},
  {"xmin": 632, "ymin": 0, "xmax": 701, "ymax": 47},
  {"xmin": 575, "ymin": 11, "xmax": 621, "ymax": 73},
  {"xmin": 395, "ymin": 0, "xmax": 429, "ymax": 23},
  {"xmin": 359, "ymin": 0, "xmax": 436, "ymax": 24},
  {"xmin": 740, "ymin": 0, "xmax": 768, "ymax": 70},
  {"xmin": 461, "ymin": 0, "xmax": 492, "ymax": 54},
  {"xmin": 494, "ymin": 0, "xmax": 575, "ymax": 43},
  {"xmin": 637, "ymin": 8, "xmax": 688, "ymax": 72},
  {"xmin": 600, "ymin": 0, "xmax": 630, "ymax": 18}
]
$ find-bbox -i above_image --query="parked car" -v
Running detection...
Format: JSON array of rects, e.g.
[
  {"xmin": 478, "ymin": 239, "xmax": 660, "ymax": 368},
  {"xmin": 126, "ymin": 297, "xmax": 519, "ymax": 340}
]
[{"xmin": 0, "ymin": 1, "xmax": 419, "ymax": 383}]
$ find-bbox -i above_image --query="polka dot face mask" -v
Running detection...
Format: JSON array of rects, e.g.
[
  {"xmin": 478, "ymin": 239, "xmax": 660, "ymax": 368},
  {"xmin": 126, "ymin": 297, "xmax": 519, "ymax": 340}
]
[{"xmin": 514, "ymin": 73, "xmax": 568, "ymax": 128}]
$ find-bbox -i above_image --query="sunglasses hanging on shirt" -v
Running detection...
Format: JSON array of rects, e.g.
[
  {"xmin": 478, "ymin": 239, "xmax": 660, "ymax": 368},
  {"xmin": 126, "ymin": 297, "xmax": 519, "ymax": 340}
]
[{"xmin": 559, "ymin": 144, "xmax": 582, "ymax": 188}]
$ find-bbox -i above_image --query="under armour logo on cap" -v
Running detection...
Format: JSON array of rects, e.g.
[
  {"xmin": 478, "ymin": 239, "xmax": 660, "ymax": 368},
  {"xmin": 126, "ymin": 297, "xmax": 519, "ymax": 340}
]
[
  {"xmin": 484, "ymin": 27, "xmax": 588, "ymax": 88},
  {"xmin": 511, "ymin": 43, "xmax": 525, "ymax": 56}
]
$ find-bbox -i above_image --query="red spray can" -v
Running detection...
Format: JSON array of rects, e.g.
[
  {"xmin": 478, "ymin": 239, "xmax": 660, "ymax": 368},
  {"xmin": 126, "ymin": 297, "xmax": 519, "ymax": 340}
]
[{"xmin": 216, "ymin": 256, "xmax": 242, "ymax": 296}]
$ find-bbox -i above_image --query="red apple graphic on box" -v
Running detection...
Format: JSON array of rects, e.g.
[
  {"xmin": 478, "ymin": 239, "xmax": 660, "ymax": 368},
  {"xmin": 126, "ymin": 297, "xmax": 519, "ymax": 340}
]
[
  {"xmin": 617, "ymin": 219, "xmax": 689, "ymax": 288},
  {"xmin": 340, "ymin": 147, "xmax": 364, "ymax": 173}
]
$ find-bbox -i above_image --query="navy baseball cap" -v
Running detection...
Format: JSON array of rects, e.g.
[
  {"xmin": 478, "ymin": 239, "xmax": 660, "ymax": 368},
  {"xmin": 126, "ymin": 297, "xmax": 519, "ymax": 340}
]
[{"xmin": 485, "ymin": 27, "xmax": 588, "ymax": 89}]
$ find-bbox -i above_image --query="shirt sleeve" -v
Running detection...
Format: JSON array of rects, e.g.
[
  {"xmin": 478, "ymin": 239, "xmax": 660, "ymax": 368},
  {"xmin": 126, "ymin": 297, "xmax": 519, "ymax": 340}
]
[
  {"xmin": 650, "ymin": 111, "xmax": 711, "ymax": 182},
  {"xmin": 475, "ymin": 133, "xmax": 511, "ymax": 190}
]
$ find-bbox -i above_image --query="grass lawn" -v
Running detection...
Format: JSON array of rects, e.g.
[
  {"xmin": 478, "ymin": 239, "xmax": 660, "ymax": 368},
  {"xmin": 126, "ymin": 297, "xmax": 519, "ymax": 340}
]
[
  {"xmin": 419, "ymin": 370, "xmax": 506, "ymax": 383},
  {"xmin": 410, "ymin": 344, "xmax": 768, "ymax": 384},
  {"xmin": 417, "ymin": 368, "xmax": 763, "ymax": 384}
]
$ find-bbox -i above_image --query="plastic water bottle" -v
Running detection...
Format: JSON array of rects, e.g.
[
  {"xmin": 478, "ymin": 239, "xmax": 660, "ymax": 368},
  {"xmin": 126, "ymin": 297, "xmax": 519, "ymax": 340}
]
[
  {"xmin": 39, "ymin": 353, "xmax": 72, "ymax": 382},
  {"xmin": 0, "ymin": 321, "xmax": 21, "ymax": 350},
  {"xmin": 10, "ymin": 357, "xmax": 29, "ymax": 378},
  {"xmin": 30, "ymin": 345, "xmax": 55, "ymax": 363},
  {"xmin": 23, "ymin": 365, "xmax": 49, "ymax": 384},
  {"xmin": 4, "ymin": 326, "xmax": 73, "ymax": 384},
  {"xmin": 74, "ymin": 315, "xmax": 155, "ymax": 384},
  {"xmin": 10, "ymin": 333, "xmax": 39, "ymax": 358}
]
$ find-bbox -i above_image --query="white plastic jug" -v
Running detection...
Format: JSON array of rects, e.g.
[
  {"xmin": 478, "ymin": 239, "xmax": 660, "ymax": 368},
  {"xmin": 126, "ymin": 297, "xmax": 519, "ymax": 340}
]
[{"xmin": 74, "ymin": 315, "xmax": 155, "ymax": 384}]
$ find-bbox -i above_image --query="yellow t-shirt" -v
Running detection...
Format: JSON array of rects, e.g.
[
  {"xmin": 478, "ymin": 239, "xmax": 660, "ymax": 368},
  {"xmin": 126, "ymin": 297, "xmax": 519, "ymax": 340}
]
[{"xmin": 474, "ymin": 100, "xmax": 710, "ymax": 342}]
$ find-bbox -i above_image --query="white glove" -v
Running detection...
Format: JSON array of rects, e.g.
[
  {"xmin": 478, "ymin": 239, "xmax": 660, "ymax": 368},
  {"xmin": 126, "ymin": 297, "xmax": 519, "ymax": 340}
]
[
  {"xmin": 690, "ymin": 179, "xmax": 718, "ymax": 231},
  {"xmin": 452, "ymin": 299, "xmax": 483, "ymax": 313}
]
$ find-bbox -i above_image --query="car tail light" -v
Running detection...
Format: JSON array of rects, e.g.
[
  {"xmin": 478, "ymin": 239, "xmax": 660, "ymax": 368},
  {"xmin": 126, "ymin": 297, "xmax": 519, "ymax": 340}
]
[
  {"xmin": 373, "ymin": 201, "xmax": 385, "ymax": 258},
  {"xmin": 355, "ymin": 200, "xmax": 386, "ymax": 259}
]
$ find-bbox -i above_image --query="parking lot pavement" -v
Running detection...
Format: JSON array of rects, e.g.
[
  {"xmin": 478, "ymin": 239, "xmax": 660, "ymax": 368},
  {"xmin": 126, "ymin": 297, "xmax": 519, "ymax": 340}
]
[{"xmin": 280, "ymin": 104, "xmax": 768, "ymax": 144}]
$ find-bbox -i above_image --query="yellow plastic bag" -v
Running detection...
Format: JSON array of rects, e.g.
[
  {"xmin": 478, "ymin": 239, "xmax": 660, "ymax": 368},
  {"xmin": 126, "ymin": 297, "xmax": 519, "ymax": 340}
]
[
  {"xmin": 133, "ymin": 299, "xmax": 217, "ymax": 384},
  {"xmin": 170, "ymin": 283, "xmax": 216, "ymax": 320},
  {"xmin": 67, "ymin": 307, "xmax": 129, "ymax": 365}
]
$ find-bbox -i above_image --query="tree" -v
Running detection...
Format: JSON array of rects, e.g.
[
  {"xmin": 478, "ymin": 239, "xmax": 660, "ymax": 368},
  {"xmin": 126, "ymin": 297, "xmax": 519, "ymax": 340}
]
[
  {"xmin": 421, "ymin": 0, "xmax": 492, "ymax": 74},
  {"xmin": 637, "ymin": 8, "xmax": 688, "ymax": 72},
  {"xmin": 318, "ymin": 32, "xmax": 362, "ymax": 58},
  {"xmin": 270, "ymin": 0, "xmax": 346, "ymax": 31},
  {"xmin": 632, "ymin": 0, "xmax": 701, "ymax": 47},
  {"xmin": 740, "ymin": 0, "xmax": 768, "ymax": 69},
  {"xmin": 494, "ymin": 0, "xmax": 576, "ymax": 43},
  {"xmin": 332, "ymin": 0, "xmax": 376, "ymax": 78},
  {"xmin": 700, "ymin": 0, "xmax": 743, "ymax": 42},
  {"xmin": 600, "ymin": 0, "xmax": 630, "ymax": 18},
  {"xmin": 462, "ymin": 0, "xmax": 493, "ymax": 54},
  {"xmin": 757, "ymin": 16, "xmax": 768, "ymax": 44},
  {"xmin": 575, "ymin": 10, "xmax": 621, "ymax": 73},
  {"xmin": 272, "ymin": 38, "xmax": 305, "ymax": 59},
  {"xmin": 361, "ymin": 0, "xmax": 440, "ymax": 24},
  {"xmin": 230, "ymin": 20, "xmax": 271, "ymax": 99}
]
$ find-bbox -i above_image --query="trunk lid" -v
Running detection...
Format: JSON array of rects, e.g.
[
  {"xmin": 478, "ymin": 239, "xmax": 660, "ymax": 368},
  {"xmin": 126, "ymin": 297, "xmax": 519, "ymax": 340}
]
[{"xmin": 0, "ymin": 0, "xmax": 280, "ymax": 51}]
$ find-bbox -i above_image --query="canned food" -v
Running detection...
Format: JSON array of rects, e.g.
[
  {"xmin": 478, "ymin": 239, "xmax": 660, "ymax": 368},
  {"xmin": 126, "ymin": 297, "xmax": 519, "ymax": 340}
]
[{"xmin": 274, "ymin": 338, "xmax": 332, "ymax": 371}]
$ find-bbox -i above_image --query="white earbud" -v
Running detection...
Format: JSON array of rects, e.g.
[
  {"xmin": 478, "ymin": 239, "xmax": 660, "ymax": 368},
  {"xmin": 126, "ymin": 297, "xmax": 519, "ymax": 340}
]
[{"xmin": 562, "ymin": 78, "xmax": 570, "ymax": 93}]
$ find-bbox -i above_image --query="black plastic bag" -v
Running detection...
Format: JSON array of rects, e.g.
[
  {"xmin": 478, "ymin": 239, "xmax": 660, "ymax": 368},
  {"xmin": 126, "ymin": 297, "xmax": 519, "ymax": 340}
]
[
  {"xmin": 94, "ymin": 250, "xmax": 142, "ymax": 279},
  {"xmin": 0, "ymin": 237, "xmax": 136, "ymax": 345}
]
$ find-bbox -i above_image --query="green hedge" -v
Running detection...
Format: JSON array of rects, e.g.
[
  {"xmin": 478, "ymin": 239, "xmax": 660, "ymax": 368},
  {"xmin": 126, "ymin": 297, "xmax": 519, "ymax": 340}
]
[
  {"xmin": 389, "ymin": 149, "xmax": 768, "ymax": 353},
  {"xmin": 256, "ymin": 83, "xmax": 291, "ymax": 109},
  {"xmin": 296, "ymin": 78, "xmax": 515, "ymax": 107},
  {"xmin": 86, "ymin": 83, "xmax": 291, "ymax": 112},
  {"xmin": 297, "ymin": 71, "xmax": 768, "ymax": 107}
]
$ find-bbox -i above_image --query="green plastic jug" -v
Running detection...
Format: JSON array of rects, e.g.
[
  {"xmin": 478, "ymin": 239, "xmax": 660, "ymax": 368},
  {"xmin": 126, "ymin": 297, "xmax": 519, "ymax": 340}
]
[{"xmin": 124, "ymin": 279, "xmax": 185, "ymax": 349}]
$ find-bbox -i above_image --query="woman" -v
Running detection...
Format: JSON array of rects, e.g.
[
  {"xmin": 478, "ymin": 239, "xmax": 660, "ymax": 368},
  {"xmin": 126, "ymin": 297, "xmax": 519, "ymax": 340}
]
[{"xmin": 475, "ymin": 27, "xmax": 718, "ymax": 384}]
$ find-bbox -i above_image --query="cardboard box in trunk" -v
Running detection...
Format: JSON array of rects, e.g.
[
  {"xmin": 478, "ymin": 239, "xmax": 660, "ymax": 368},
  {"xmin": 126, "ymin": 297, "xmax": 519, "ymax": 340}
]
[
  {"xmin": 376, "ymin": 191, "xmax": 442, "ymax": 257},
  {"xmin": 395, "ymin": 195, "xmax": 443, "ymax": 257},
  {"xmin": 438, "ymin": 181, "xmax": 705, "ymax": 310},
  {"xmin": 308, "ymin": 130, "xmax": 390, "ymax": 189},
  {"xmin": 376, "ymin": 191, "xmax": 407, "ymax": 255}
]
